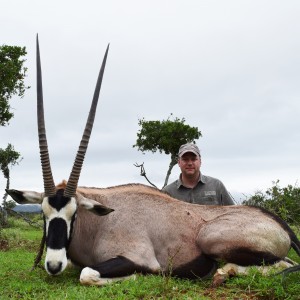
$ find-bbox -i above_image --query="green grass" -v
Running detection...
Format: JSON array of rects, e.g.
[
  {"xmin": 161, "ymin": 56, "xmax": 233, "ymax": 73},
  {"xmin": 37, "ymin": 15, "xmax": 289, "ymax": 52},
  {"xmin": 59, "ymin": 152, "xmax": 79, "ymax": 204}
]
[{"xmin": 1, "ymin": 216, "xmax": 300, "ymax": 300}]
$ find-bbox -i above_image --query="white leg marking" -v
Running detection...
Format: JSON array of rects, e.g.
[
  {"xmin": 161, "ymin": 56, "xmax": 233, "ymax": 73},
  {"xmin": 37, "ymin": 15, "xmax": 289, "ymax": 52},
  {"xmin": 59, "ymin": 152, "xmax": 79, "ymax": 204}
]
[
  {"xmin": 212, "ymin": 260, "xmax": 295, "ymax": 287},
  {"xmin": 79, "ymin": 267, "xmax": 136, "ymax": 286}
]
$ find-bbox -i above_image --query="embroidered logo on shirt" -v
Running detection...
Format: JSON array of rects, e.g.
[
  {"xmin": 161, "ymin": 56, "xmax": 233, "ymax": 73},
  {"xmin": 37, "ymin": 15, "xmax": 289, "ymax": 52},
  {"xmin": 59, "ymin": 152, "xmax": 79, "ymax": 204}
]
[{"xmin": 204, "ymin": 191, "xmax": 216, "ymax": 196}]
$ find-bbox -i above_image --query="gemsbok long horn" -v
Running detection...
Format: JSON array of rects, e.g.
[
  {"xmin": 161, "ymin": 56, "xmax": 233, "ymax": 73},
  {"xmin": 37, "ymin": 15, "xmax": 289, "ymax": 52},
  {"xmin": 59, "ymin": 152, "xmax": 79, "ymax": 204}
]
[
  {"xmin": 37, "ymin": 35, "xmax": 56, "ymax": 197},
  {"xmin": 64, "ymin": 44, "xmax": 109, "ymax": 197},
  {"xmin": 36, "ymin": 35, "xmax": 109, "ymax": 197}
]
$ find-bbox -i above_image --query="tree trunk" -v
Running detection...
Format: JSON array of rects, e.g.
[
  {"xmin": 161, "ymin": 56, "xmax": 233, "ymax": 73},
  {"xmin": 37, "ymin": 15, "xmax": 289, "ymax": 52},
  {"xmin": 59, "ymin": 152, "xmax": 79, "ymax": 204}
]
[
  {"xmin": 1, "ymin": 170, "xmax": 10, "ymax": 225},
  {"xmin": 162, "ymin": 156, "xmax": 177, "ymax": 189}
]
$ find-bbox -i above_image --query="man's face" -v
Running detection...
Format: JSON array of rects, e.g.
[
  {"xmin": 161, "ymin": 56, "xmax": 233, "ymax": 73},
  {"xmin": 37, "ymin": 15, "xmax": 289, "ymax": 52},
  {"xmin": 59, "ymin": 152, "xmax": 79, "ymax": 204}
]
[{"xmin": 178, "ymin": 152, "xmax": 201, "ymax": 178}]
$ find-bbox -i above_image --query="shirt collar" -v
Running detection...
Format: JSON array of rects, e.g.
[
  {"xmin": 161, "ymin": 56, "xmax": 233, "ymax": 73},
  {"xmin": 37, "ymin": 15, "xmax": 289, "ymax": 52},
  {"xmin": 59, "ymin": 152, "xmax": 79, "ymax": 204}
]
[
  {"xmin": 177, "ymin": 173, "xmax": 205, "ymax": 188},
  {"xmin": 200, "ymin": 173, "xmax": 206, "ymax": 183}
]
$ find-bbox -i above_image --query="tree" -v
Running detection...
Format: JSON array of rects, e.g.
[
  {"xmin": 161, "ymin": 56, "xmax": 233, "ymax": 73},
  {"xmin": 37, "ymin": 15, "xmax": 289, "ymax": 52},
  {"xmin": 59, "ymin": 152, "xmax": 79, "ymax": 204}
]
[
  {"xmin": 0, "ymin": 44, "xmax": 28, "ymax": 189},
  {"xmin": 0, "ymin": 45, "xmax": 29, "ymax": 126},
  {"xmin": 0, "ymin": 143, "xmax": 22, "ymax": 196},
  {"xmin": 0, "ymin": 144, "xmax": 22, "ymax": 225},
  {"xmin": 0, "ymin": 44, "xmax": 29, "ymax": 226},
  {"xmin": 133, "ymin": 114, "xmax": 201, "ymax": 188}
]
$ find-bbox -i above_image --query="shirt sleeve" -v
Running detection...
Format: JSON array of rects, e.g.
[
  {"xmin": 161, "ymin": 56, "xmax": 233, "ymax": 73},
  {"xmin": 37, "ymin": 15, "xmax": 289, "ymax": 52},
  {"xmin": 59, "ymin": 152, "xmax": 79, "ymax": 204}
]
[{"xmin": 218, "ymin": 181, "xmax": 235, "ymax": 205}]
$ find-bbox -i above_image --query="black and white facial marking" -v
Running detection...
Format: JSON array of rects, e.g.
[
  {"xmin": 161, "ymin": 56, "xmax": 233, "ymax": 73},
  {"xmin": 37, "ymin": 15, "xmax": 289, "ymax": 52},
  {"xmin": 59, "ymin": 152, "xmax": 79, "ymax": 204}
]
[{"xmin": 42, "ymin": 189, "xmax": 77, "ymax": 275}]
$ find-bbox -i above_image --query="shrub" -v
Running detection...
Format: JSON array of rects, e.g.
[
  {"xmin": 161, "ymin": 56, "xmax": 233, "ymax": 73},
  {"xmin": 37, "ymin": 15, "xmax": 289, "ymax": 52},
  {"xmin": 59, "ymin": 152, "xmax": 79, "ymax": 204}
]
[{"xmin": 243, "ymin": 180, "xmax": 300, "ymax": 225}]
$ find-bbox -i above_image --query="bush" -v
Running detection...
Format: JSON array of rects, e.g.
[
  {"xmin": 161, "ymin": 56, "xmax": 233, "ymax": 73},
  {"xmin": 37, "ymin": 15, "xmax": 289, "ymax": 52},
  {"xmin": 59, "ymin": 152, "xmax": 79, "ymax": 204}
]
[{"xmin": 242, "ymin": 180, "xmax": 300, "ymax": 225}]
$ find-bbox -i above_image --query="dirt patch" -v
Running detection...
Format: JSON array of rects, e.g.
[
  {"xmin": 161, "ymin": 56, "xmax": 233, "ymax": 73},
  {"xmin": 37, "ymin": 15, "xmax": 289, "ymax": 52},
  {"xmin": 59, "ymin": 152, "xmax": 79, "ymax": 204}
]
[
  {"xmin": 203, "ymin": 288, "xmax": 268, "ymax": 300},
  {"xmin": 0, "ymin": 238, "xmax": 9, "ymax": 251}
]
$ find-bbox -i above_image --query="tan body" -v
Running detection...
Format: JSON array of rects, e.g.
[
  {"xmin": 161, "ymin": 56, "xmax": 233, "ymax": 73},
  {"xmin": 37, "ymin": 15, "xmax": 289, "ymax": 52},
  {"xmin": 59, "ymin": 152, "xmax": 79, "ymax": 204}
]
[
  {"xmin": 8, "ymin": 182, "xmax": 299, "ymax": 286},
  {"xmin": 68, "ymin": 184, "xmax": 293, "ymax": 278}
]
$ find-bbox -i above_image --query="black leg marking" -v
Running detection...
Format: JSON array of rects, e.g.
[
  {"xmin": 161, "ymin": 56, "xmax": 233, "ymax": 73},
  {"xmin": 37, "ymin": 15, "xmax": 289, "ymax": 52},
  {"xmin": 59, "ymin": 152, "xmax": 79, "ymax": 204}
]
[
  {"xmin": 222, "ymin": 247, "xmax": 280, "ymax": 266},
  {"xmin": 90, "ymin": 256, "xmax": 152, "ymax": 278},
  {"xmin": 172, "ymin": 255, "xmax": 218, "ymax": 279}
]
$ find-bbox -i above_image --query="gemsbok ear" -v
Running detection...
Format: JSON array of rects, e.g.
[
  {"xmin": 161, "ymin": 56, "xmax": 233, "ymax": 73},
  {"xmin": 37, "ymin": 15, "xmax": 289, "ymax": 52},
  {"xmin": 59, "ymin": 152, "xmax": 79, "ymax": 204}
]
[
  {"xmin": 6, "ymin": 189, "xmax": 43, "ymax": 204},
  {"xmin": 77, "ymin": 196, "xmax": 114, "ymax": 216}
]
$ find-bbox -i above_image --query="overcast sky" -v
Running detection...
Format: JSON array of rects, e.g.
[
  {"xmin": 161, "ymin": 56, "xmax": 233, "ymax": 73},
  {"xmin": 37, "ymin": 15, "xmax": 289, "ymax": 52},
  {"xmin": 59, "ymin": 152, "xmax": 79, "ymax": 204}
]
[{"xmin": 1, "ymin": 1, "xmax": 300, "ymax": 203}]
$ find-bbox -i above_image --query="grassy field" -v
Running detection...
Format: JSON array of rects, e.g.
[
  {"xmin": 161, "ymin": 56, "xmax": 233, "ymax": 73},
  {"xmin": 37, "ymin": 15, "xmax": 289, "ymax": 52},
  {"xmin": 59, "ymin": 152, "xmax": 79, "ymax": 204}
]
[{"xmin": 0, "ymin": 215, "xmax": 300, "ymax": 300}]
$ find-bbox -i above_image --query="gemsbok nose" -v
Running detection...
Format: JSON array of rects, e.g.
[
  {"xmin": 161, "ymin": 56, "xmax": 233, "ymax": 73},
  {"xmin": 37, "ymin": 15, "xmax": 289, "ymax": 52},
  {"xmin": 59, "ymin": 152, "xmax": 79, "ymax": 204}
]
[{"xmin": 46, "ymin": 261, "xmax": 63, "ymax": 275}]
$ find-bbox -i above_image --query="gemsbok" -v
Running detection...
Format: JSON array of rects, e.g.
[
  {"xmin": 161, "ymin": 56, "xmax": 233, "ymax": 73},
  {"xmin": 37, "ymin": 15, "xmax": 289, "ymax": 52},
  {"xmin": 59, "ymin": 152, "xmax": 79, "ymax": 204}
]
[{"xmin": 7, "ymin": 36, "xmax": 300, "ymax": 287}]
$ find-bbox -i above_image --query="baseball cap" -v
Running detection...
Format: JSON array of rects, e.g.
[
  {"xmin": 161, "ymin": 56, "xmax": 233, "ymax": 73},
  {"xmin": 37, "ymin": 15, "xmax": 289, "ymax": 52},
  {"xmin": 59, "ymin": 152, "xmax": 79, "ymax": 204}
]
[{"xmin": 178, "ymin": 143, "xmax": 201, "ymax": 158}]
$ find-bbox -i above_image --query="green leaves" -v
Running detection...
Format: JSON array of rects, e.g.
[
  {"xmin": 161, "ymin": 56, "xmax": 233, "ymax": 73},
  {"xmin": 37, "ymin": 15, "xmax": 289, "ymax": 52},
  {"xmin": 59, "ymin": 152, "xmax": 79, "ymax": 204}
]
[
  {"xmin": 0, "ymin": 143, "xmax": 21, "ymax": 180},
  {"xmin": 243, "ymin": 180, "xmax": 300, "ymax": 225},
  {"xmin": 134, "ymin": 115, "xmax": 201, "ymax": 159},
  {"xmin": 0, "ymin": 44, "xmax": 27, "ymax": 203},
  {"xmin": 0, "ymin": 45, "xmax": 30, "ymax": 126}
]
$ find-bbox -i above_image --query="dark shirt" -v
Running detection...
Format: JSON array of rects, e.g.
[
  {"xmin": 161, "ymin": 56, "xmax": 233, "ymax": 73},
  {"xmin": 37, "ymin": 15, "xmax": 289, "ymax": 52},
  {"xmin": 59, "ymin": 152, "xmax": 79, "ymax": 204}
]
[{"xmin": 162, "ymin": 173, "xmax": 234, "ymax": 205}]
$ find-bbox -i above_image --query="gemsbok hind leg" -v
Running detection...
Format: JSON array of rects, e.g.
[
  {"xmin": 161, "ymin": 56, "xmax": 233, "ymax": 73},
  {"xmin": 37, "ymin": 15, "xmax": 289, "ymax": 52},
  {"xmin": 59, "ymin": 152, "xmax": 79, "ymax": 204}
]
[
  {"xmin": 212, "ymin": 260, "xmax": 295, "ymax": 287},
  {"xmin": 196, "ymin": 215, "xmax": 291, "ymax": 285}
]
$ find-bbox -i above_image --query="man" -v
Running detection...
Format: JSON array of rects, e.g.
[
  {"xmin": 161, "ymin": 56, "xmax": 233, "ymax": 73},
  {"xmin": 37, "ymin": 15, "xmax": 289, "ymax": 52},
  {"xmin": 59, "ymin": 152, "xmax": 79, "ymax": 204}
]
[{"xmin": 162, "ymin": 143, "xmax": 234, "ymax": 205}]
